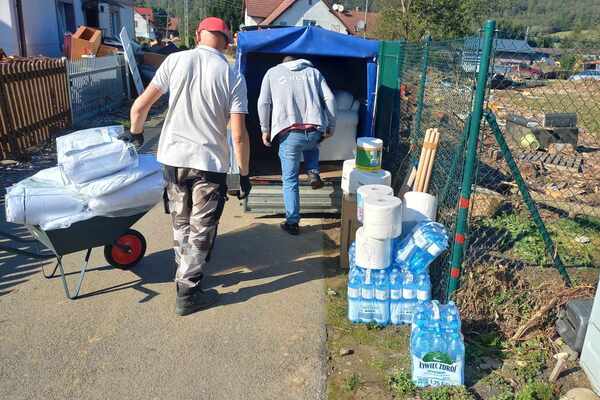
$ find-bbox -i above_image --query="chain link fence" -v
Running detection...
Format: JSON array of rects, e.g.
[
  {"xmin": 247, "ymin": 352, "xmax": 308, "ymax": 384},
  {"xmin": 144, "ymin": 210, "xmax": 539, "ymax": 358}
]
[
  {"xmin": 67, "ymin": 54, "xmax": 130, "ymax": 125},
  {"xmin": 391, "ymin": 37, "xmax": 479, "ymax": 300},
  {"xmin": 466, "ymin": 38, "xmax": 600, "ymax": 275},
  {"xmin": 389, "ymin": 24, "xmax": 600, "ymax": 301}
]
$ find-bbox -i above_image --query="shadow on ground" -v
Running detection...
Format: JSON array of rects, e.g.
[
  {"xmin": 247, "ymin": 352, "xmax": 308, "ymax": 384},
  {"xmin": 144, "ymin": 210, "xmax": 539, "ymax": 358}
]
[{"xmin": 2, "ymin": 220, "xmax": 340, "ymax": 306}]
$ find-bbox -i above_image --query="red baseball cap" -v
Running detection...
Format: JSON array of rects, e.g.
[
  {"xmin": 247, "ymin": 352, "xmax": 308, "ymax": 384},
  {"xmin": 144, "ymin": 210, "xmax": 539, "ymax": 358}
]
[{"xmin": 197, "ymin": 17, "xmax": 231, "ymax": 43}]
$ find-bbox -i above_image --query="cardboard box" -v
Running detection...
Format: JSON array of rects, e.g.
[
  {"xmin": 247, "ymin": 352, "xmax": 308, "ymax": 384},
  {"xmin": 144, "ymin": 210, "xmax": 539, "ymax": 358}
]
[
  {"xmin": 96, "ymin": 44, "xmax": 119, "ymax": 57},
  {"xmin": 340, "ymin": 193, "xmax": 360, "ymax": 269},
  {"xmin": 70, "ymin": 26, "xmax": 102, "ymax": 59},
  {"xmin": 142, "ymin": 52, "xmax": 167, "ymax": 69}
]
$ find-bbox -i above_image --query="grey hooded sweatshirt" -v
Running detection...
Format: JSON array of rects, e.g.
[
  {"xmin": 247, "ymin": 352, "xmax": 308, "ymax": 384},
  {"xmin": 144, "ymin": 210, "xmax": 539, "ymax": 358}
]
[{"xmin": 257, "ymin": 59, "xmax": 336, "ymax": 141}]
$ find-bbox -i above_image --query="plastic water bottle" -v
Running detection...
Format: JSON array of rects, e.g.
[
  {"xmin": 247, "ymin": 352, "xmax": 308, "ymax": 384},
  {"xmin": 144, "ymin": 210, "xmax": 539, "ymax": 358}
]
[
  {"xmin": 389, "ymin": 268, "xmax": 403, "ymax": 325},
  {"xmin": 395, "ymin": 222, "xmax": 449, "ymax": 275},
  {"xmin": 349, "ymin": 242, "xmax": 356, "ymax": 269},
  {"xmin": 374, "ymin": 269, "xmax": 390, "ymax": 325},
  {"xmin": 347, "ymin": 266, "xmax": 363, "ymax": 323},
  {"xmin": 447, "ymin": 332, "xmax": 465, "ymax": 366},
  {"xmin": 443, "ymin": 301, "xmax": 462, "ymax": 333},
  {"xmin": 401, "ymin": 272, "xmax": 417, "ymax": 324},
  {"xmin": 416, "ymin": 273, "xmax": 431, "ymax": 301},
  {"xmin": 360, "ymin": 269, "xmax": 375, "ymax": 323}
]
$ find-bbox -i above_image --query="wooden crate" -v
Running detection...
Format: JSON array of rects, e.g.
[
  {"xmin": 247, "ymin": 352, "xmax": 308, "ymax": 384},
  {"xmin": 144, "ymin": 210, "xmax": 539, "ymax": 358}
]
[{"xmin": 340, "ymin": 193, "xmax": 360, "ymax": 269}]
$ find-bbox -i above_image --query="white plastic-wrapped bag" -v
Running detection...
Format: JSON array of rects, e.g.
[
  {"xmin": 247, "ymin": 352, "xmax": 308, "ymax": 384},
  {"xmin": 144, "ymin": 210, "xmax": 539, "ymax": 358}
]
[
  {"xmin": 56, "ymin": 125, "xmax": 123, "ymax": 164},
  {"xmin": 76, "ymin": 154, "xmax": 162, "ymax": 198},
  {"xmin": 60, "ymin": 141, "xmax": 138, "ymax": 184},
  {"xmin": 88, "ymin": 172, "xmax": 165, "ymax": 215},
  {"xmin": 5, "ymin": 184, "xmax": 86, "ymax": 226}
]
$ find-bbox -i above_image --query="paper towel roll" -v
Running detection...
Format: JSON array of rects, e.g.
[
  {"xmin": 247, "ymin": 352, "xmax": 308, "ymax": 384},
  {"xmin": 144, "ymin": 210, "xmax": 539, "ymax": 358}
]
[
  {"xmin": 355, "ymin": 227, "xmax": 392, "ymax": 269},
  {"xmin": 341, "ymin": 159, "xmax": 356, "ymax": 193},
  {"xmin": 342, "ymin": 161, "xmax": 392, "ymax": 194},
  {"xmin": 403, "ymin": 192, "xmax": 438, "ymax": 234},
  {"xmin": 357, "ymin": 184, "xmax": 394, "ymax": 223},
  {"xmin": 364, "ymin": 195, "xmax": 403, "ymax": 239}
]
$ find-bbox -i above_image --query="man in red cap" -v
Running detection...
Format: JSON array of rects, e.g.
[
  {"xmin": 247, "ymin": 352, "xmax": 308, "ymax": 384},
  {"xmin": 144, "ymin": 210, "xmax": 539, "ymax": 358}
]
[{"xmin": 127, "ymin": 17, "xmax": 251, "ymax": 316}]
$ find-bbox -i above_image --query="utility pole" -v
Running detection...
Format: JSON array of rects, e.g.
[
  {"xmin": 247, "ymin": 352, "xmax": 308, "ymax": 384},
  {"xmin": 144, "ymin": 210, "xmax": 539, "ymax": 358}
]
[
  {"xmin": 184, "ymin": 0, "xmax": 190, "ymax": 47},
  {"xmin": 363, "ymin": 0, "xmax": 369, "ymax": 38}
]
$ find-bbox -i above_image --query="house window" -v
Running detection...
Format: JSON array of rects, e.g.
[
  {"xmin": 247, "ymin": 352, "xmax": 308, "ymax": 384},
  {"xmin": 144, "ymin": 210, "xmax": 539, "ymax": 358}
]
[
  {"xmin": 308, "ymin": 0, "xmax": 314, "ymax": 4},
  {"xmin": 303, "ymin": 19, "xmax": 316, "ymax": 26},
  {"xmin": 110, "ymin": 7, "xmax": 121, "ymax": 38},
  {"xmin": 56, "ymin": 0, "xmax": 76, "ymax": 34}
]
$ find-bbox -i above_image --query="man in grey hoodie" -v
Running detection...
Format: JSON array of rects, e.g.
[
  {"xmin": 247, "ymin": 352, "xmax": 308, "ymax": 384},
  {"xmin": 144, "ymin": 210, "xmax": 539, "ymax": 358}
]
[{"xmin": 258, "ymin": 56, "xmax": 336, "ymax": 235}]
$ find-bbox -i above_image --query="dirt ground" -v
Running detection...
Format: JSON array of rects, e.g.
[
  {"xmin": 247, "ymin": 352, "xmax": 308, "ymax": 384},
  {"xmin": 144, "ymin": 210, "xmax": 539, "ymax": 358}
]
[{"xmin": 323, "ymin": 221, "xmax": 599, "ymax": 400}]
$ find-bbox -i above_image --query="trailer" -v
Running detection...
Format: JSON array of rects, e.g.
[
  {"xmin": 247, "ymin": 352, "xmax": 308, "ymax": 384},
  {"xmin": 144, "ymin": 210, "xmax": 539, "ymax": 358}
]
[{"xmin": 235, "ymin": 26, "xmax": 380, "ymax": 214}]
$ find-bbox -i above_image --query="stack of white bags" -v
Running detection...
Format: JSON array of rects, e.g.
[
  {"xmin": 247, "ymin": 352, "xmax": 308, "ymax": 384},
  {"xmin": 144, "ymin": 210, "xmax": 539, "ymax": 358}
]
[{"xmin": 5, "ymin": 126, "xmax": 165, "ymax": 230}]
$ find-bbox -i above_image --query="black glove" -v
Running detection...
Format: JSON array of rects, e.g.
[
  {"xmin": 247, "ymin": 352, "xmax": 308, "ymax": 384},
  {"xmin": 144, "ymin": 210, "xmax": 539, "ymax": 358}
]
[
  {"xmin": 238, "ymin": 175, "xmax": 252, "ymax": 200},
  {"xmin": 118, "ymin": 131, "xmax": 144, "ymax": 150}
]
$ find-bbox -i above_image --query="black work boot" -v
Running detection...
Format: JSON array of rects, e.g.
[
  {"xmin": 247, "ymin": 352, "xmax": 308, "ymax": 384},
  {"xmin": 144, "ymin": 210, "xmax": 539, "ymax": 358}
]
[
  {"xmin": 307, "ymin": 172, "xmax": 324, "ymax": 190},
  {"xmin": 280, "ymin": 221, "xmax": 300, "ymax": 236},
  {"xmin": 175, "ymin": 283, "xmax": 219, "ymax": 316}
]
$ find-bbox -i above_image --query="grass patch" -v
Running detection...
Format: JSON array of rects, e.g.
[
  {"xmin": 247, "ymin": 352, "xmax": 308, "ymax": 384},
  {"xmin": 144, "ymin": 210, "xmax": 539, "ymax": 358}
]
[
  {"xmin": 343, "ymin": 373, "xmax": 362, "ymax": 392},
  {"xmin": 419, "ymin": 385, "xmax": 475, "ymax": 400},
  {"xmin": 388, "ymin": 369, "xmax": 417, "ymax": 398},
  {"xmin": 515, "ymin": 381, "xmax": 557, "ymax": 400},
  {"xmin": 514, "ymin": 339, "xmax": 548, "ymax": 384},
  {"xmin": 477, "ymin": 211, "xmax": 600, "ymax": 266}
]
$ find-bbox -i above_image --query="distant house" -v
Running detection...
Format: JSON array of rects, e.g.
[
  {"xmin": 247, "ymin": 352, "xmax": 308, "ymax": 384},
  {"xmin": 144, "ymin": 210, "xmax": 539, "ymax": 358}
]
[
  {"xmin": 243, "ymin": 0, "xmax": 378, "ymax": 37},
  {"xmin": 462, "ymin": 37, "xmax": 541, "ymax": 73},
  {"xmin": 134, "ymin": 7, "xmax": 156, "ymax": 40},
  {"xmin": 84, "ymin": 0, "xmax": 135, "ymax": 40},
  {"xmin": 0, "ymin": 0, "xmax": 134, "ymax": 57}
]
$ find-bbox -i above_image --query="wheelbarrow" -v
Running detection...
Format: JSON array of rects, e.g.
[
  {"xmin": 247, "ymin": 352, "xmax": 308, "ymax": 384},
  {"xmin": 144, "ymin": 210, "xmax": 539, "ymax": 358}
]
[{"xmin": 0, "ymin": 212, "xmax": 147, "ymax": 300}]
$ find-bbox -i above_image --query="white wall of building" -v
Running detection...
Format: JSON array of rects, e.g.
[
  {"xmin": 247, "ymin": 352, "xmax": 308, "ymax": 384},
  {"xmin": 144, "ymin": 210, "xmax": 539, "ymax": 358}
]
[
  {"xmin": 98, "ymin": 2, "xmax": 134, "ymax": 39},
  {"xmin": 272, "ymin": 0, "xmax": 347, "ymax": 33},
  {"xmin": 244, "ymin": 10, "xmax": 263, "ymax": 27},
  {"xmin": 135, "ymin": 12, "xmax": 155, "ymax": 39},
  {"xmin": 0, "ymin": 0, "xmax": 19, "ymax": 56}
]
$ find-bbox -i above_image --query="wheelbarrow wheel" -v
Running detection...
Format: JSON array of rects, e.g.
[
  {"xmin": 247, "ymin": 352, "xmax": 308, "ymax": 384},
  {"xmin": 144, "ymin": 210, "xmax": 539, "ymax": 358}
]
[{"xmin": 104, "ymin": 229, "xmax": 147, "ymax": 269}]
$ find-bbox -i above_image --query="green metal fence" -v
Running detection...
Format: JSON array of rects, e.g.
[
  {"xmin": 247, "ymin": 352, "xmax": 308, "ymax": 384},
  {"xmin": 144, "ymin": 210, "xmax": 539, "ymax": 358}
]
[{"xmin": 385, "ymin": 19, "xmax": 600, "ymax": 301}]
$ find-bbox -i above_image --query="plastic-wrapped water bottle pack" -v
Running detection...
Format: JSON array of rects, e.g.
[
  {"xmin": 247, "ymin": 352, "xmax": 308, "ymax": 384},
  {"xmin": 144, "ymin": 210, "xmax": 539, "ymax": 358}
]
[
  {"xmin": 410, "ymin": 300, "xmax": 465, "ymax": 387},
  {"xmin": 347, "ymin": 220, "xmax": 448, "ymax": 326}
]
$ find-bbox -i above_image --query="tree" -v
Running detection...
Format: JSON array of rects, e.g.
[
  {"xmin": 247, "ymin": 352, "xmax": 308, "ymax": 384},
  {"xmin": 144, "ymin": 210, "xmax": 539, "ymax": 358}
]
[{"xmin": 373, "ymin": 0, "xmax": 491, "ymax": 41}]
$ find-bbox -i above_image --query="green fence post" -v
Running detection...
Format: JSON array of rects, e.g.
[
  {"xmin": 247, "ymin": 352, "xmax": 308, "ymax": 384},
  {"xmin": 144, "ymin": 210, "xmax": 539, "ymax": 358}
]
[
  {"xmin": 447, "ymin": 20, "xmax": 496, "ymax": 298},
  {"xmin": 484, "ymin": 112, "xmax": 572, "ymax": 287},
  {"xmin": 413, "ymin": 36, "xmax": 432, "ymax": 140}
]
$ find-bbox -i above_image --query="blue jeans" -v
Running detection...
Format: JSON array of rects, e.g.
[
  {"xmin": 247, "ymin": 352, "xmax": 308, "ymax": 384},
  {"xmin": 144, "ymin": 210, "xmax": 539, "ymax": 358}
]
[{"xmin": 278, "ymin": 130, "xmax": 322, "ymax": 224}]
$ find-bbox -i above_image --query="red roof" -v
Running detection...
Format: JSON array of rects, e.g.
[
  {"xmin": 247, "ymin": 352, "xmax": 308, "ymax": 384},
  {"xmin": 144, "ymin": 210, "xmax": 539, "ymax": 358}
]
[
  {"xmin": 261, "ymin": 0, "xmax": 295, "ymax": 25},
  {"xmin": 332, "ymin": 10, "xmax": 379, "ymax": 37},
  {"xmin": 135, "ymin": 7, "xmax": 154, "ymax": 22},
  {"xmin": 245, "ymin": 0, "xmax": 282, "ymax": 18}
]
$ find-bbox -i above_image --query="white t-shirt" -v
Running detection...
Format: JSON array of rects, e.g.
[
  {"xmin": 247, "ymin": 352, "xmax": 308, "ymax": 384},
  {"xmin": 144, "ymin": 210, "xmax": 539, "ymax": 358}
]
[{"xmin": 151, "ymin": 45, "xmax": 248, "ymax": 173}]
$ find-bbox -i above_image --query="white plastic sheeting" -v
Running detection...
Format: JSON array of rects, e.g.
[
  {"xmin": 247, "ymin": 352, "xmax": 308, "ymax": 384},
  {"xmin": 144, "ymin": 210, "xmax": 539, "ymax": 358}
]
[
  {"xmin": 5, "ymin": 126, "xmax": 165, "ymax": 230},
  {"xmin": 88, "ymin": 172, "xmax": 165, "ymax": 215},
  {"xmin": 56, "ymin": 125, "xmax": 123, "ymax": 164},
  {"xmin": 60, "ymin": 141, "xmax": 138, "ymax": 184},
  {"xmin": 5, "ymin": 184, "xmax": 86, "ymax": 227},
  {"xmin": 76, "ymin": 154, "xmax": 162, "ymax": 198}
]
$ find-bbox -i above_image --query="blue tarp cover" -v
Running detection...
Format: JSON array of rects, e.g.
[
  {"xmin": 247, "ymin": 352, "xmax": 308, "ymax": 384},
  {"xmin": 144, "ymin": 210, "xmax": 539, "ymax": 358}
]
[
  {"xmin": 237, "ymin": 26, "xmax": 379, "ymax": 59},
  {"xmin": 236, "ymin": 27, "xmax": 380, "ymax": 140}
]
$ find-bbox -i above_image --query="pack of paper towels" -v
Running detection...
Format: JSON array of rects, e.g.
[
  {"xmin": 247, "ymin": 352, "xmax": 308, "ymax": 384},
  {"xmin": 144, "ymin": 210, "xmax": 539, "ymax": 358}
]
[{"xmin": 341, "ymin": 159, "xmax": 392, "ymax": 194}]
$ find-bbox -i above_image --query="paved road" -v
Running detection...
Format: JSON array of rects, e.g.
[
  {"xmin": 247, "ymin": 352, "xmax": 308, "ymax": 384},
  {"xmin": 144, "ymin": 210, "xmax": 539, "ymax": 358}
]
[{"xmin": 0, "ymin": 126, "xmax": 334, "ymax": 400}]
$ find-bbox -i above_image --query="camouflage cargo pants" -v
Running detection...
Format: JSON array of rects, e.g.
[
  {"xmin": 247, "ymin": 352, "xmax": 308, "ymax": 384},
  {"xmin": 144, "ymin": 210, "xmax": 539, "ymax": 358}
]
[{"xmin": 164, "ymin": 166, "xmax": 227, "ymax": 288}]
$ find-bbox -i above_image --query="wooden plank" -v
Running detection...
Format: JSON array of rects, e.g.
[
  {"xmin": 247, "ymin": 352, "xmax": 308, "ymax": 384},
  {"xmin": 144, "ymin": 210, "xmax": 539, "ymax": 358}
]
[{"xmin": 532, "ymin": 151, "xmax": 546, "ymax": 162}]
